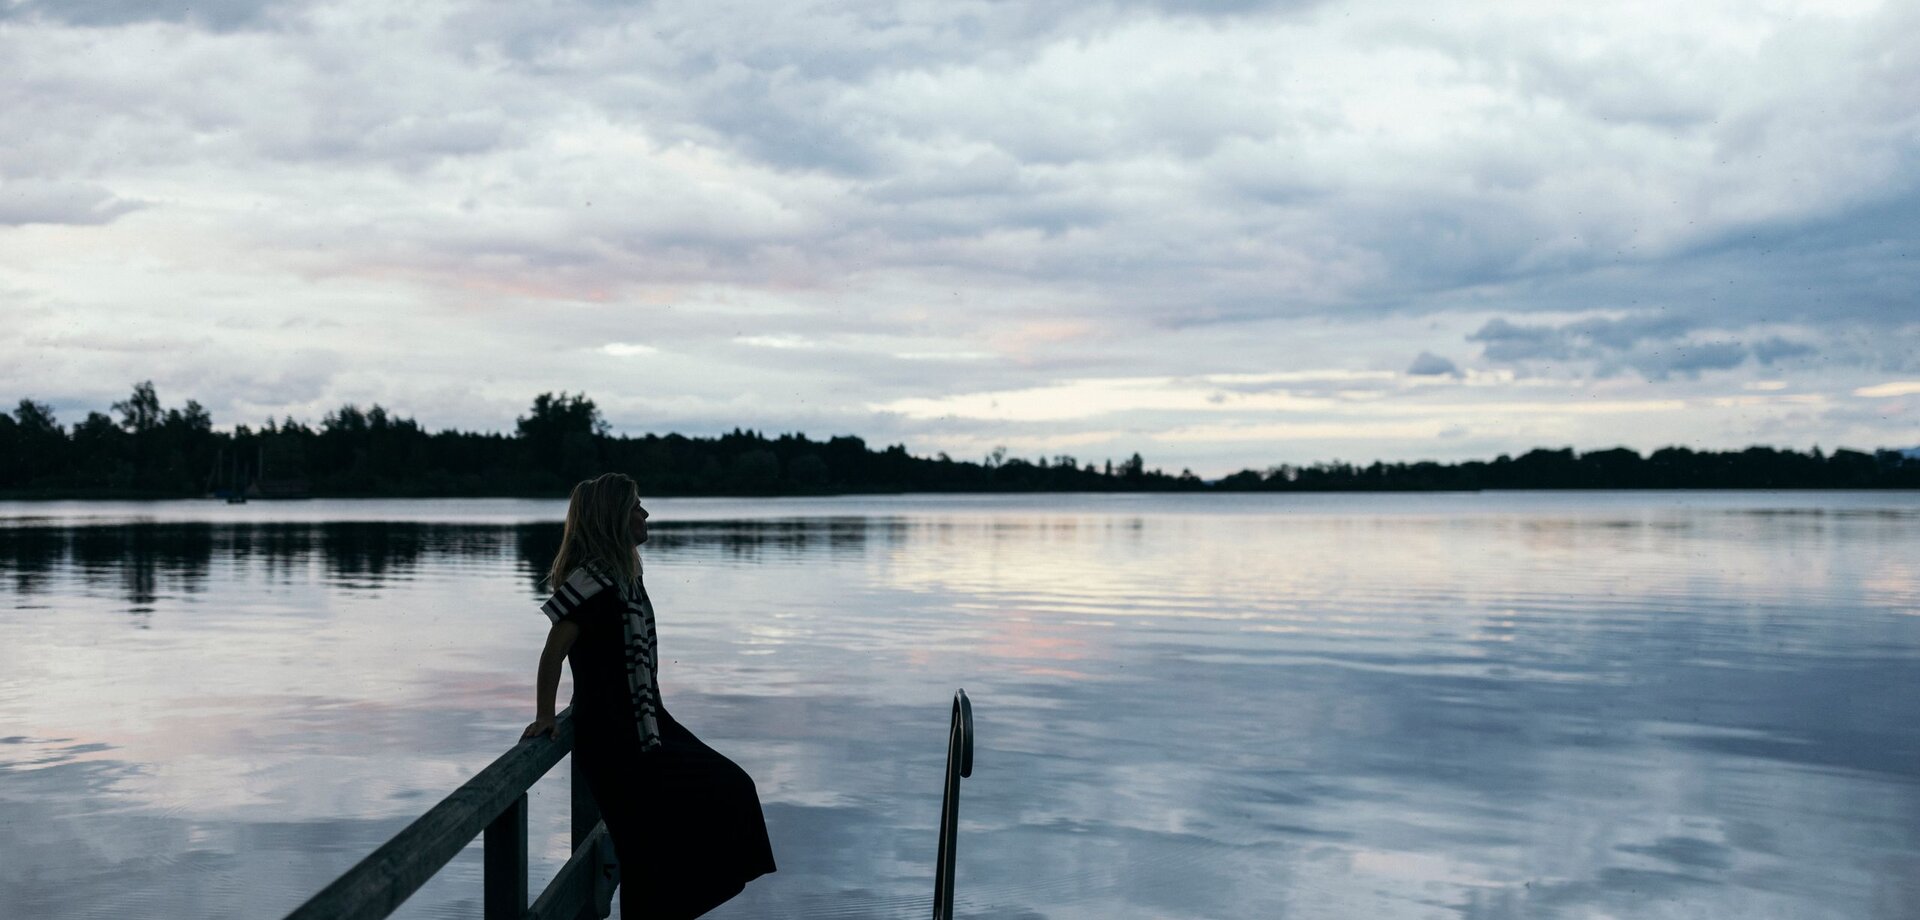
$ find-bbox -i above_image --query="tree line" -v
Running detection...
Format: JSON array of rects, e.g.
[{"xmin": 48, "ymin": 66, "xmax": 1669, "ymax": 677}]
[{"xmin": 1, "ymin": 382, "xmax": 1914, "ymax": 498}]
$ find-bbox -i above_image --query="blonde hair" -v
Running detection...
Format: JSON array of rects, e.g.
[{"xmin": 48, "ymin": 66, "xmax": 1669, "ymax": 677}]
[{"xmin": 548, "ymin": 472, "xmax": 640, "ymax": 594}]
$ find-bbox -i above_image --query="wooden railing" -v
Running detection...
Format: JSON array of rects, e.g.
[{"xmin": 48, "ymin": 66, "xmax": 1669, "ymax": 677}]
[
  {"xmin": 281, "ymin": 703, "xmax": 616, "ymax": 920},
  {"xmin": 282, "ymin": 691, "xmax": 977, "ymax": 920}
]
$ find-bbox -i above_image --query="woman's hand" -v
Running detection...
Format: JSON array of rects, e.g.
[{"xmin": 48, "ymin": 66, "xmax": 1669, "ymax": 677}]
[{"xmin": 522, "ymin": 715, "xmax": 558, "ymax": 741}]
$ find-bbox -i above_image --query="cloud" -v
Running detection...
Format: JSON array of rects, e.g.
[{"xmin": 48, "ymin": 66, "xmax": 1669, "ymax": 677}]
[
  {"xmin": 600, "ymin": 343, "xmax": 659, "ymax": 357},
  {"xmin": 871, "ymin": 376, "xmax": 1338, "ymax": 424},
  {"xmin": 0, "ymin": 180, "xmax": 143, "ymax": 226},
  {"xmin": 1622, "ymin": 341, "xmax": 1749, "ymax": 380},
  {"xmin": 1563, "ymin": 314, "xmax": 1696, "ymax": 352},
  {"xmin": 1406, "ymin": 352, "xmax": 1461, "ymax": 377},
  {"xmin": 0, "ymin": 0, "xmax": 303, "ymax": 31},
  {"xmin": 2, "ymin": 0, "xmax": 1918, "ymax": 471},
  {"xmin": 1466, "ymin": 319, "xmax": 1571, "ymax": 363},
  {"xmin": 1467, "ymin": 314, "xmax": 1823, "ymax": 381},
  {"xmin": 1854, "ymin": 381, "xmax": 1920, "ymax": 399},
  {"xmin": 1751, "ymin": 337, "xmax": 1816, "ymax": 365},
  {"xmin": 736, "ymin": 335, "xmax": 818, "ymax": 350},
  {"xmin": 1467, "ymin": 313, "xmax": 1704, "ymax": 362},
  {"xmin": 408, "ymin": 0, "xmax": 1920, "ymax": 334}
]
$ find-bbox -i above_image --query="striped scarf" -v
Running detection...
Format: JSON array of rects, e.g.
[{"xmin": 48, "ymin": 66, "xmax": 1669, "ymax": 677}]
[{"xmin": 539, "ymin": 560, "xmax": 664, "ymax": 753}]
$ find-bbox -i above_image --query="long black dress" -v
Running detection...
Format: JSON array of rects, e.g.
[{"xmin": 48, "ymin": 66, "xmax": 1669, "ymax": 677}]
[{"xmin": 547, "ymin": 570, "xmax": 777, "ymax": 918}]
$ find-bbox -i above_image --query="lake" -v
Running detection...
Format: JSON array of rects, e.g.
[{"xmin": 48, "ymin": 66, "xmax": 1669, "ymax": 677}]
[{"xmin": 1, "ymin": 492, "xmax": 1916, "ymax": 919}]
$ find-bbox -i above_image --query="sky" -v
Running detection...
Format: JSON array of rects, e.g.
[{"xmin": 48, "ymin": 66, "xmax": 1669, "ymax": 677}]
[{"xmin": 2, "ymin": 0, "xmax": 1916, "ymax": 477}]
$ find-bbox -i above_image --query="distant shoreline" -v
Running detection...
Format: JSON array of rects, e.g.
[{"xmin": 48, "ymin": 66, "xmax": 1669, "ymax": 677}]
[
  {"xmin": 4, "ymin": 484, "xmax": 1918, "ymax": 502},
  {"xmin": 9, "ymin": 386, "xmax": 1918, "ymax": 497}
]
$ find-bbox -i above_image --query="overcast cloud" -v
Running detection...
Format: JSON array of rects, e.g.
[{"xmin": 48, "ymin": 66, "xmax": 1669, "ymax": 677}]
[{"xmin": 2, "ymin": 0, "xmax": 1915, "ymax": 475}]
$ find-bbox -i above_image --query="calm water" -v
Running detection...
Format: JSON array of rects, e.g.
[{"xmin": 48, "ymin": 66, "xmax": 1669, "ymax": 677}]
[{"xmin": 1, "ymin": 492, "xmax": 1917, "ymax": 920}]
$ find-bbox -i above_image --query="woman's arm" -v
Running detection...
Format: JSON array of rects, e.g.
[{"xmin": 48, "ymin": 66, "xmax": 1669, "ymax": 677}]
[{"xmin": 523, "ymin": 618, "xmax": 580, "ymax": 740}]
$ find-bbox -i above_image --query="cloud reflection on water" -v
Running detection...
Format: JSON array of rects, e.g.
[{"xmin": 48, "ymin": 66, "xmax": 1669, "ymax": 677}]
[{"xmin": 0, "ymin": 495, "xmax": 1917, "ymax": 919}]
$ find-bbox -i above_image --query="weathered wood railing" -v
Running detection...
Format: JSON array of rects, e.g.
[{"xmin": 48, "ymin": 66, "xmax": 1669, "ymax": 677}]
[
  {"xmin": 281, "ymin": 703, "xmax": 617, "ymax": 920},
  {"xmin": 283, "ymin": 691, "xmax": 978, "ymax": 920}
]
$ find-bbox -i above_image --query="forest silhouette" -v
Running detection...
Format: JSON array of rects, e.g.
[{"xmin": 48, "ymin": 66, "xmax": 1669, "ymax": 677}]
[{"xmin": 2, "ymin": 382, "xmax": 1915, "ymax": 498}]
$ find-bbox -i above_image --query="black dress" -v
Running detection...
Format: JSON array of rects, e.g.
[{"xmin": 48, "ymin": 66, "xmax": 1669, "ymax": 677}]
[{"xmin": 552, "ymin": 574, "xmax": 777, "ymax": 918}]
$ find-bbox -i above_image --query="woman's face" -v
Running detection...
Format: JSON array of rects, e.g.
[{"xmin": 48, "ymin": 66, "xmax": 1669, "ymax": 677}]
[{"xmin": 629, "ymin": 498, "xmax": 650, "ymax": 545}]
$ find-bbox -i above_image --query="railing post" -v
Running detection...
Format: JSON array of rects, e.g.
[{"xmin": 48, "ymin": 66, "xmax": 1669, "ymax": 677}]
[
  {"xmin": 570, "ymin": 751, "xmax": 599, "ymax": 849},
  {"xmin": 484, "ymin": 792, "xmax": 528, "ymax": 920},
  {"xmin": 572, "ymin": 750, "xmax": 617, "ymax": 919}
]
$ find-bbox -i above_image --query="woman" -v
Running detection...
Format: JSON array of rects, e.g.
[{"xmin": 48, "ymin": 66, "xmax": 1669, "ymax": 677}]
[{"xmin": 522, "ymin": 472, "xmax": 777, "ymax": 918}]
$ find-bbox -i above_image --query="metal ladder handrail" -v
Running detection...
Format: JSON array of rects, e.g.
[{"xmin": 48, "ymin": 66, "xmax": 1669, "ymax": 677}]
[{"xmin": 933, "ymin": 688, "xmax": 974, "ymax": 920}]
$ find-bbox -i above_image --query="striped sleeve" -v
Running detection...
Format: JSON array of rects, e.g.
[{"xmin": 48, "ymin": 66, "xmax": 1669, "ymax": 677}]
[{"xmin": 539, "ymin": 565, "xmax": 609, "ymax": 623}]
